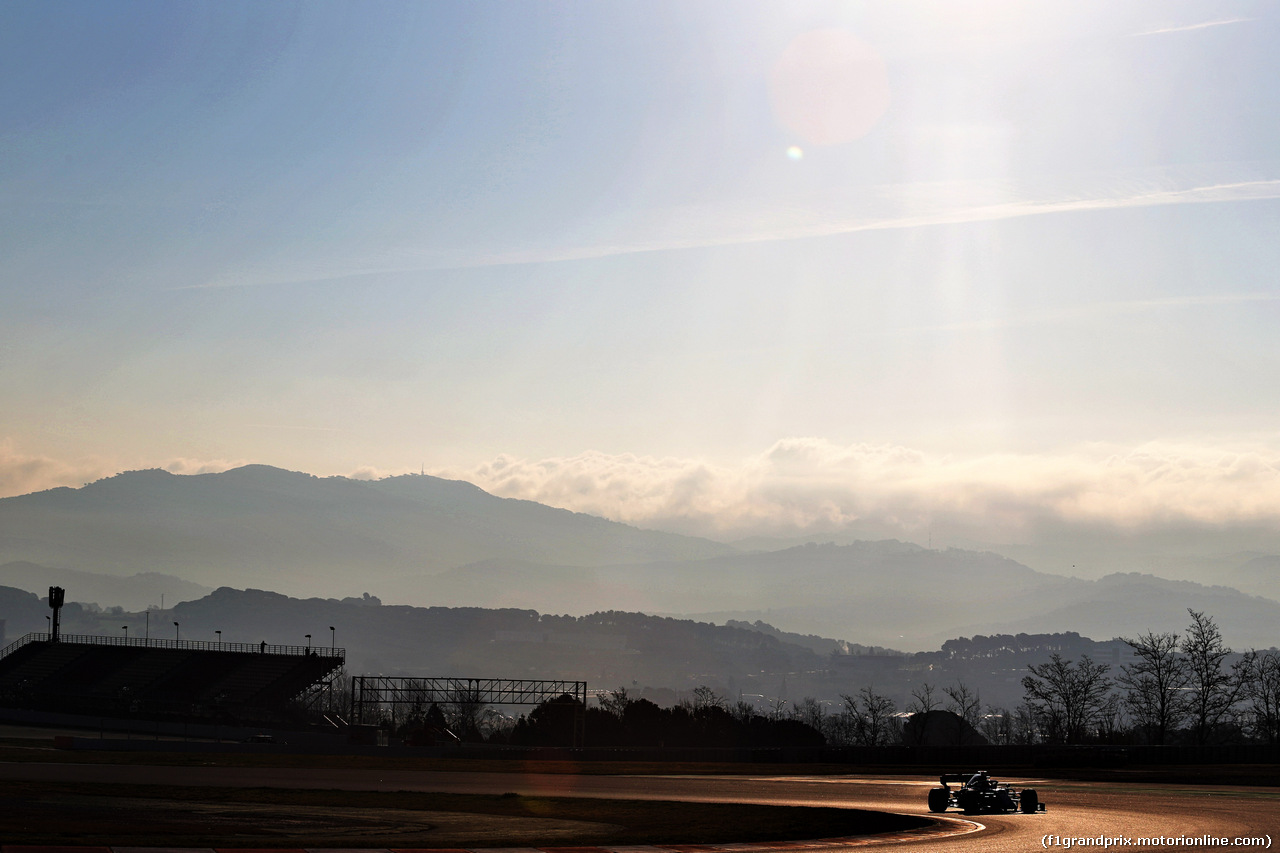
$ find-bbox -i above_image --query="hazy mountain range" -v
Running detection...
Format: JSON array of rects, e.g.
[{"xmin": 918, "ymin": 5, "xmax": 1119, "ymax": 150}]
[
  {"xmin": 732, "ymin": 528, "xmax": 1280, "ymax": 603},
  {"xmin": 0, "ymin": 561, "xmax": 211, "ymax": 613},
  {"xmin": 0, "ymin": 584, "xmax": 831, "ymax": 701},
  {"xmin": 418, "ymin": 544, "xmax": 1280, "ymax": 649},
  {"xmin": 0, "ymin": 465, "xmax": 732, "ymax": 590},
  {"xmin": 0, "ymin": 583, "xmax": 1141, "ymax": 710},
  {"xmin": 1, "ymin": 465, "xmax": 1276, "ymax": 650}
]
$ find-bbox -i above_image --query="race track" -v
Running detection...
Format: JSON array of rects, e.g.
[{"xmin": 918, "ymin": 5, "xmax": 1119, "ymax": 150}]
[{"xmin": 1, "ymin": 761, "xmax": 1276, "ymax": 850}]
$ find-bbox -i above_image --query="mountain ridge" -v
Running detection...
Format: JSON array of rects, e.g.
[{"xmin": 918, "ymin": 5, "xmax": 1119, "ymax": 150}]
[
  {"xmin": 0, "ymin": 465, "xmax": 738, "ymax": 594},
  {"xmin": 3, "ymin": 464, "xmax": 1276, "ymax": 652}
]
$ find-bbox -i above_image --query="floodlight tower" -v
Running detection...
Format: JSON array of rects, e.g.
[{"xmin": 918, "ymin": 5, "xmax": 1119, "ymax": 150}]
[{"xmin": 48, "ymin": 586, "xmax": 65, "ymax": 643}]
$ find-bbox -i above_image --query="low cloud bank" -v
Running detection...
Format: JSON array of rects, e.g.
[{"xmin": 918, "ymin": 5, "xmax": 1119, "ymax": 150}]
[
  {"xmin": 5, "ymin": 438, "xmax": 1279, "ymax": 545},
  {"xmin": 0, "ymin": 445, "xmax": 249, "ymax": 498},
  {"xmin": 0, "ymin": 442, "xmax": 100, "ymax": 499},
  {"xmin": 162, "ymin": 457, "xmax": 250, "ymax": 477},
  {"xmin": 449, "ymin": 438, "xmax": 1280, "ymax": 541}
]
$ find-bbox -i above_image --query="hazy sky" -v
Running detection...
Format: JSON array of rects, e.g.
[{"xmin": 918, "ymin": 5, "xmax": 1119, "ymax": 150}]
[{"xmin": 4, "ymin": 1, "xmax": 1280, "ymax": 542}]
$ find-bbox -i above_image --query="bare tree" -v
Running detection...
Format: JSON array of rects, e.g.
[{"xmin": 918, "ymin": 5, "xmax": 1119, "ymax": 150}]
[
  {"xmin": 444, "ymin": 682, "xmax": 490, "ymax": 741},
  {"xmin": 598, "ymin": 686, "xmax": 630, "ymax": 718},
  {"xmin": 1182, "ymin": 610, "xmax": 1244, "ymax": 745},
  {"xmin": 903, "ymin": 681, "xmax": 940, "ymax": 745},
  {"xmin": 908, "ymin": 682, "xmax": 940, "ymax": 715},
  {"xmin": 691, "ymin": 685, "xmax": 724, "ymax": 712},
  {"xmin": 326, "ymin": 666, "xmax": 353, "ymax": 719},
  {"xmin": 1240, "ymin": 650, "xmax": 1280, "ymax": 744},
  {"xmin": 1118, "ymin": 630, "xmax": 1189, "ymax": 744},
  {"xmin": 945, "ymin": 680, "xmax": 982, "ymax": 744},
  {"xmin": 1021, "ymin": 653, "xmax": 1114, "ymax": 744},
  {"xmin": 1011, "ymin": 702, "xmax": 1039, "ymax": 745},
  {"xmin": 792, "ymin": 696, "xmax": 825, "ymax": 731},
  {"xmin": 1095, "ymin": 693, "xmax": 1126, "ymax": 743},
  {"xmin": 842, "ymin": 687, "xmax": 898, "ymax": 746},
  {"xmin": 979, "ymin": 705, "xmax": 1012, "ymax": 745}
]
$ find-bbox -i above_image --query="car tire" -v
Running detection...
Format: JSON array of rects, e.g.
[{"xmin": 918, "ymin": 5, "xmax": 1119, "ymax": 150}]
[
  {"xmin": 928, "ymin": 787, "xmax": 950, "ymax": 812},
  {"xmin": 1020, "ymin": 789, "xmax": 1039, "ymax": 813}
]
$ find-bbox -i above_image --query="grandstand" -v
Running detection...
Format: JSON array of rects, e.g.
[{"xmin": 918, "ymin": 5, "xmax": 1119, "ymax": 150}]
[{"xmin": 0, "ymin": 633, "xmax": 344, "ymax": 728}]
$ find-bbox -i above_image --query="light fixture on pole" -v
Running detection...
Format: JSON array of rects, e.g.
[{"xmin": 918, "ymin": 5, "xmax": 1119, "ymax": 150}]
[
  {"xmin": 122, "ymin": 625, "xmax": 128, "ymax": 642},
  {"xmin": 174, "ymin": 621, "xmax": 180, "ymax": 642},
  {"xmin": 215, "ymin": 630, "xmax": 222, "ymax": 646},
  {"xmin": 329, "ymin": 626, "xmax": 335, "ymax": 651},
  {"xmin": 305, "ymin": 633, "xmax": 311, "ymax": 650}
]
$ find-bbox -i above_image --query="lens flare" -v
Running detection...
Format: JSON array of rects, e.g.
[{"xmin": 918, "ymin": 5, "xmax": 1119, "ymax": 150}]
[
  {"xmin": 787, "ymin": 146, "xmax": 804, "ymax": 160},
  {"xmin": 769, "ymin": 28, "xmax": 891, "ymax": 146}
]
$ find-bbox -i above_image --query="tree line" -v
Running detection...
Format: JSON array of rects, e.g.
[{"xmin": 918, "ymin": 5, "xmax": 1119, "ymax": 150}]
[
  {"xmin": 1019, "ymin": 609, "xmax": 1279, "ymax": 746},
  {"xmin": 826, "ymin": 608, "xmax": 1278, "ymax": 748},
  {"xmin": 366, "ymin": 609, "xmax": 1277, "ymax": 749}
]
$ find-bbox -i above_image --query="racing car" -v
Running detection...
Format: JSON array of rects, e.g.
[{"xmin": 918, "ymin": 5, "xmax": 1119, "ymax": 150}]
[{"xmin": 927, "ymin": 771, "xmax": 1044, "ymax": 814}]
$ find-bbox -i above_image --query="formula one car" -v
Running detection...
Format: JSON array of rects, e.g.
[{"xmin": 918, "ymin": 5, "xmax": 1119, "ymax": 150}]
[{"xmin": 927, "ymin": 771, "xmax": 1044, "ymax": 814}]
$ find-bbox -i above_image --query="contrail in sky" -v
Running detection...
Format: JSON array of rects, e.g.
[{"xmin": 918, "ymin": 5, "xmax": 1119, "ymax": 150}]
[
  {"xmin": 1134, "ymin": 18, "xmax": 1254, "ymax": 36},
  {"xmin": 188, "ymin": 177, "xmax": 1280, "ymax": 290}
]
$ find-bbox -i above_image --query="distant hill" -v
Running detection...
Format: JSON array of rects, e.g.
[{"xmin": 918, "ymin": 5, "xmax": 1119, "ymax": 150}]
[
  {"xmin": 0, "ymin": 465, "xmax": 736, "ymax": 596},
  {"xmin": 3, "ymin": 581, "xmax": 1267, "ymax": 710},
  {"xmin": 0, "ymin": 585, "xmax": 45, "ymax": 643},
  {"xmin": 0, "ymin": 562, "xmax": 210, "ymax": 612},
  {"xmin": 2, "ymin": 465, "xmax": 1275, "ymax": 653},
  {"xmin": 1231, "ymin": 554, "xmax": 1280, "ymax": 601},
  {"xmin": 938, "ymin": 572, "xmax": 1280, "ymax": 649},
  {"xmin": 0, "ymin": 585, "xmax": 828, "ymax": 689},
  {"xmin": 418, "ymin": 542, "xmax": 1280, "ymax": 650},
  {"xmin": 733, "ymin": 526, "xmax": 1280, "ymax": 605}
]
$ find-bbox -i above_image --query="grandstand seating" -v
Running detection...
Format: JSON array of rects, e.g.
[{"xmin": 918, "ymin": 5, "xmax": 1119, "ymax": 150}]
[
  {"xmin": 0, "ymin": 642, "xmax": 92, "ymax": 693},
  {"xmin": 0, "ymin": 636, "xmax": 344, "ymax": 726}
]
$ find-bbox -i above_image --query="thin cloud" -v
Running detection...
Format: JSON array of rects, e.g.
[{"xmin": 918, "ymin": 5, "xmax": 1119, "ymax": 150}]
[
  {"xmin": 246, "ymin": 424, "xmax": 349, "ymax": 433},
  {"xmin": 907, "ymin": 292, "xmax": 1280, "ymax": 333},
  {"xmin": 186, "ymin": 177, "xmax": 1280, "ymax": 290},
  {"xmin": 1134, "ymin": 18, "xmax": 1254, "ymax": 36}
]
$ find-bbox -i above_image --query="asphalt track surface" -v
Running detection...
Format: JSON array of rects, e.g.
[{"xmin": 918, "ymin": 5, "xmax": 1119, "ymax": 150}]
[{"xmin": 1, "ymin": 761, "xmax": 1278, "ymax": 851}]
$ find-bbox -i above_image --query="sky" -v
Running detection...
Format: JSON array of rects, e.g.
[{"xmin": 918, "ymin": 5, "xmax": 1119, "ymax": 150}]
[{"xmin": 3, "ymin": 1, "xmax": 1280, "ymax": 549}]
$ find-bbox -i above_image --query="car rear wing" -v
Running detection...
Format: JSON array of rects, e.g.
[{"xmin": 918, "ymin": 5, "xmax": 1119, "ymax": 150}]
[{"xmin": 940, "ymin": 773, "xmax": 979, "ymax": 785}]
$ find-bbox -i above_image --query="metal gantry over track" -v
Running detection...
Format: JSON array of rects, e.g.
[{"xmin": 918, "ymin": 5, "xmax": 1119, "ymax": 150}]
[{"xmin": 351, "ymin": 676, "xmax": 587, "ymax": 746}]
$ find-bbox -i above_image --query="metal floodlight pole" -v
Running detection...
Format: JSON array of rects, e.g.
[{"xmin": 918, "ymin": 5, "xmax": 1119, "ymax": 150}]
[
  {"xmin": 305, "ymin": 633, "xmax": 311, "ymax": 650},
  {"xmin": 122, "ymin": 625, "xmax": 128, "ymax": 643},
  {"xmin": 215, "ymin": 630, "xmax": 221, "ymax": 646},
  {"xmin": 48, "ymin": 586, "xmax": 65, "ymax": 642},
  {"xmin": 174, "ymin": 621, "xmax": 179, "ymax": 642},
  {"xmin": 330, "ymin": 626, "xmax": 335, "ymax": 652}
]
